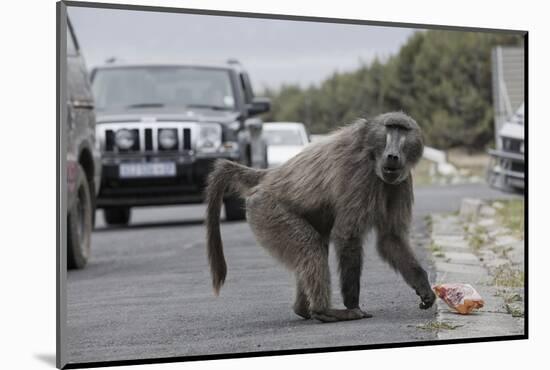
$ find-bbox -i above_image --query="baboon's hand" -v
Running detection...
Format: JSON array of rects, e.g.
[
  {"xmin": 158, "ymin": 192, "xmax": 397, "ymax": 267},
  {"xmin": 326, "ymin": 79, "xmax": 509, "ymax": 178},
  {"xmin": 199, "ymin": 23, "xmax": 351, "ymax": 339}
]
[{"xmin": 418, "ymin": 289, "xmax": 436, "ymax": 309}]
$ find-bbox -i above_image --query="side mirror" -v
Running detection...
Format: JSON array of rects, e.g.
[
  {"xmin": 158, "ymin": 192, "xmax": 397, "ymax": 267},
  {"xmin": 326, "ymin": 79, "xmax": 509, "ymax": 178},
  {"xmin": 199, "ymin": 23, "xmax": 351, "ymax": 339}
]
[{"xmin": 247, "ymin": 97, "xmax": 271, "ymax": 116}]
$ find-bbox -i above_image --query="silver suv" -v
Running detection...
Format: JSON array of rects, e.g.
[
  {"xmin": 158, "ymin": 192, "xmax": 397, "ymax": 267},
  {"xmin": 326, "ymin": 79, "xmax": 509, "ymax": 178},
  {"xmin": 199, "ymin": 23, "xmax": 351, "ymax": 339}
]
[
  {"xmin": 90, "ymin": 61, "xmax": 270, "ymax": 225},
  {"xmin": 66, "ymin": 20, "xmax": 101, "ymax": 268}
]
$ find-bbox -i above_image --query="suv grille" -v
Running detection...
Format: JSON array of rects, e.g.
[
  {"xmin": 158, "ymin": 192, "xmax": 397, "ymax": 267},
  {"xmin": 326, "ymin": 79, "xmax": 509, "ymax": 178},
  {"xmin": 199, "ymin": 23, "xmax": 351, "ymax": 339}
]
[
  {"xmin": 101, "ymin": 124, "xmax": 194, "ymax": 153},
  {"xmin": 502, "ymin": 137, "xmax": 523, "ymax": 153},
  {"xmin": 511, "ymin": 162, "xmax": 524, "ymax": 173},
  {"xmin": 145, "ymin": 128, "xmax": 153, "ymax": 151},
  {"xmin": 183, "ymin": 128, "xmax": 191, "ymax": 150}
]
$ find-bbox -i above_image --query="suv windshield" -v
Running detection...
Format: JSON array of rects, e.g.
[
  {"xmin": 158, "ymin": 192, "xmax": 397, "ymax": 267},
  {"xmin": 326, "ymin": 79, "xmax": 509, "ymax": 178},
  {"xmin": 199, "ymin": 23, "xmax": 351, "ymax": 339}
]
[{"xmin": 92, "ymin": 66, "xmax": 236, "ymax": 111}]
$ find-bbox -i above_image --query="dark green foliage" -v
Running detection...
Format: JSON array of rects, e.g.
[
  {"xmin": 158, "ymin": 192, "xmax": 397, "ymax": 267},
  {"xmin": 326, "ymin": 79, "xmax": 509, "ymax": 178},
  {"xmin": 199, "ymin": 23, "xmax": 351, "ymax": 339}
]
[{"xmin": 262, "ymin": 30, "xmax": 522, "ymax": 150}]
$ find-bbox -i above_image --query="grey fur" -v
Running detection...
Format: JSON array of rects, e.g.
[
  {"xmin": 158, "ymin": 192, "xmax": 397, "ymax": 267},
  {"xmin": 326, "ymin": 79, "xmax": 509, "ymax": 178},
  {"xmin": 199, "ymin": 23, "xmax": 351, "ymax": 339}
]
[{"xmin": 204, "ymin": 112, "xmax": 436, "ymax": 322}]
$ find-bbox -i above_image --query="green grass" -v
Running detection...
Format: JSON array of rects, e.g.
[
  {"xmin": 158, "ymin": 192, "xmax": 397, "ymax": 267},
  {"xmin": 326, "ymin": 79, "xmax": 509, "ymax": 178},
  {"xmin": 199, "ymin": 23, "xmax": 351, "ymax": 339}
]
[
  {"xmin": 491, "ymin": 246, "xmax": 514, "ymax": 258},
  {"xmin": 492, "ymin": 265, "xmax": 524, "ymax": 288},
  {"xmin": 425, "ymin": 215, "xmax": 433, "ymax": 229},
  {"xmin": 468, "ymin": 225, "xmax": 487, "ymax": 251},
  {"xmin": 429, "ymin": 243, "xmax": 443, "ymax": 252},
  {"xmin": 429, "ymin": 242, "xmax": 446, "ymax": 258},
  {"xmin": 494, "ymin": 199, "xmax": 524, "ymax": 238}
]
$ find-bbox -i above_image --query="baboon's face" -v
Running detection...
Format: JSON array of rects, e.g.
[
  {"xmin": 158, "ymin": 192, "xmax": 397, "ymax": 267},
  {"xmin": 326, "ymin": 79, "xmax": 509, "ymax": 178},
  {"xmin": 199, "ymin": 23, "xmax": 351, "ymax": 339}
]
[{"xmin": 369, "ymin": 114, "xmax": 424, "ymax": 185}]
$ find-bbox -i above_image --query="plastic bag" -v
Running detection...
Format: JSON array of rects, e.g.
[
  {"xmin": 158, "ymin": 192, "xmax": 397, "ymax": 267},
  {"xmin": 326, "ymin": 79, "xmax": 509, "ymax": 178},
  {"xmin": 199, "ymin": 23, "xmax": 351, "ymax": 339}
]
[{"xmin": 433, "ymin": 283, "xmax": 484, "ymax": 314}]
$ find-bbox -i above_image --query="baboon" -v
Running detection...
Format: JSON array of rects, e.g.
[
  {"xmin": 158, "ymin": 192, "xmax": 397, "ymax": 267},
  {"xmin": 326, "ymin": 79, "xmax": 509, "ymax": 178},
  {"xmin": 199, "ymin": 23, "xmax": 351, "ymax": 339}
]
[{"xmin": 205, "ymin": 112, "xmax": 436, "ymax": 323}]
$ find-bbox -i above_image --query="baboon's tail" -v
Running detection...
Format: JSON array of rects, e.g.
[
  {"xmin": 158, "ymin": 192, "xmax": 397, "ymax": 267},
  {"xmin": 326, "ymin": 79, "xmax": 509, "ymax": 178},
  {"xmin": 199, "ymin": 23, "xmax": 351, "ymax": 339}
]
[{"xmin": 205, "ymin": 159, "xmax": 265, "ymax": 295}]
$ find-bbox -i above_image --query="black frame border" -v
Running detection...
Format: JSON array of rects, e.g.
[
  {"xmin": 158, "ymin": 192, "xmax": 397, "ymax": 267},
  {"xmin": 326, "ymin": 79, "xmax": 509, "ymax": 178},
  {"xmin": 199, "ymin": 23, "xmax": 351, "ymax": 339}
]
[
  {"xmin": 57, "ymin": 2, "xmax": 69, "ymax": 368},
  {"xmin": 57, "ymin": 1, "xmax": 529, "ymax": 369}
]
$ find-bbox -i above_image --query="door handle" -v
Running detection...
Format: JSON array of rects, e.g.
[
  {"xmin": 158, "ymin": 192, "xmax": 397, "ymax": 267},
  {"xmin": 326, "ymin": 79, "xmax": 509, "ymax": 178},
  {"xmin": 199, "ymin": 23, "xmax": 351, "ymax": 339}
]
[{"xmin": 69, "ymin": 99, "xmax": 94, "ymax": 110}]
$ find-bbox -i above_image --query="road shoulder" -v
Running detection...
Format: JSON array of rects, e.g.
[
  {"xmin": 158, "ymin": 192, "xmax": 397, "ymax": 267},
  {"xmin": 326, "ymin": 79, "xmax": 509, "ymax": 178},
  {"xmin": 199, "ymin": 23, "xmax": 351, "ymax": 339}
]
[{"xmin": 424, "ymin": 198, "xmax": 524, "ymax": 339}]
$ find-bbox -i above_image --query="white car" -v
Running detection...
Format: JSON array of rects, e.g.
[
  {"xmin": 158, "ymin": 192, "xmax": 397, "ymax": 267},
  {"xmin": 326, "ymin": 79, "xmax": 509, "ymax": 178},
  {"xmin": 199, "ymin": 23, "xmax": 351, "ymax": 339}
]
[{"xmin": 263, "ymin": 122, "xmax": 310, "ymax": 168}]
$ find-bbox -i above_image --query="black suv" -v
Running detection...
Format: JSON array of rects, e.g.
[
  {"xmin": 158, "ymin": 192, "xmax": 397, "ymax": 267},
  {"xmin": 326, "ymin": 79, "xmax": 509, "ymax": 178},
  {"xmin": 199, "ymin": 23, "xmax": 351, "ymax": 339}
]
[{"xmin": 90, "ymin": 61, "xmax": 270, "ymax": 225}]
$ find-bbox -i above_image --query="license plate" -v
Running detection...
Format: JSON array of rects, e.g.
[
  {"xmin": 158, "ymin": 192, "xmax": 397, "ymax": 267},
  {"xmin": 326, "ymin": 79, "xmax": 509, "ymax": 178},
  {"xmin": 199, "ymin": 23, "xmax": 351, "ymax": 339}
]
[{"xmin": 119, "ymin": 162, "xmax": 176, "ymax": 178}]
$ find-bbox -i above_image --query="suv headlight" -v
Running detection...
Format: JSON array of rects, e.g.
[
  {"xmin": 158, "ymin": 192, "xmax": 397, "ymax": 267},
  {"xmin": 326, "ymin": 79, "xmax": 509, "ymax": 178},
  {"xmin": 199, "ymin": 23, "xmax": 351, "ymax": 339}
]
[
  {"xmin": 197, "ymin": 123, "xmax": 222, "ymax": 152},
  {"xmin": 159, "ymin": 128, "xmax": 178, "ymax": 150},
  {"xmin": 115, "ymin": 129, "xmax": 136, "ymax": 150}
]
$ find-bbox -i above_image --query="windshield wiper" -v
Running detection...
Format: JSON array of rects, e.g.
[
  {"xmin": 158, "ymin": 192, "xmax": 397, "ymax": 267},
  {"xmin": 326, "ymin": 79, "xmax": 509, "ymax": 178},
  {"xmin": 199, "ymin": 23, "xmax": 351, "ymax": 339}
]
[
  {"xmin": 126, "ymin": 103, "xmax": 165, "ymax": 108},
  {"xmin": 186, "ymin": 104, "xmax": 231, "ymax": 111}
]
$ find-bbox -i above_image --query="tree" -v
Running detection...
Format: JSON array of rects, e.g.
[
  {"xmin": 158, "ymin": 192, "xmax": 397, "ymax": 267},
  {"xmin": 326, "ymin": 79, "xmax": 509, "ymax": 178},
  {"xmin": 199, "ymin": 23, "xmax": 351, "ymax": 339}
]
[{"xmin": 262, "ymin": 30, "xmax": 523, "ymax": 150}]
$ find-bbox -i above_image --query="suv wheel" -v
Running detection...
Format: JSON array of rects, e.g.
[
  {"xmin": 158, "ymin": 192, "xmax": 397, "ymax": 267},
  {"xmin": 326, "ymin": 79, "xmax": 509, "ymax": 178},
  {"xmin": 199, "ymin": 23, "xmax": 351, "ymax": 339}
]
[
  {"xmin": 104, "ymin": 207, "xmax": 131, "ymax": 226},
  {"xmin": 67, "ymin": 164, "xmax": 92, "ymax": 269},
  {"xmin": 224, "ymin": 196, "xmax": 246, "ymax": 221}
]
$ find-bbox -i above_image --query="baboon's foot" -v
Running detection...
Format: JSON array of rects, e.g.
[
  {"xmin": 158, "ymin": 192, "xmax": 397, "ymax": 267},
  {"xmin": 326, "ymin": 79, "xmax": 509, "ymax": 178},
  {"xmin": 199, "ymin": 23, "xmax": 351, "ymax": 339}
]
[
  {"xmin": 293, "ymin": 302, "xmax": 311, "ymax": 319},
  {"xmin": 311, "ymin": 308, "xmax": 372, "ymax": 323},
  {"xmin": 351, "ymin": 307, "xmax": 373, "ymax": 318}
]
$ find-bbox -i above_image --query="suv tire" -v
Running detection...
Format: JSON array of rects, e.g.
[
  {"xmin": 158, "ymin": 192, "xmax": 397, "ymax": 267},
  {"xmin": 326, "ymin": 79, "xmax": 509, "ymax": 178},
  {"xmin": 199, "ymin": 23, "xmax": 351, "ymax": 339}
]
[
  {"xmin": 67, "ymin": 164, "xmax": 92, "ymax": 269},
  {"xmin": 104, "ymin": 207, "xmax": 131, "ymax": 226},
  {"xmin": 224, "ymin": 196, "xmax": 246, "ymax": 221}
]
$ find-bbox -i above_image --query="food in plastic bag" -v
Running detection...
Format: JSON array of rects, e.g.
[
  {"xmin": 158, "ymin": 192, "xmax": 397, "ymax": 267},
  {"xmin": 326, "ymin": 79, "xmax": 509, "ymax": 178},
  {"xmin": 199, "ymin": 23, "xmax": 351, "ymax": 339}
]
[{"xmin": 433, "ymin": 283, "xmax": 484, "ymax": 314}]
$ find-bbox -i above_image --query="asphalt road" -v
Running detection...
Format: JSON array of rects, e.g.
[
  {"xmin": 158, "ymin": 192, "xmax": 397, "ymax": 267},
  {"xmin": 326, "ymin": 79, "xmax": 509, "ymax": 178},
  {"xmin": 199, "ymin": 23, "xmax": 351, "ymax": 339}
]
[{"xmin": 66, "ymin": 183, "xmax": 518, "ymax": 364}]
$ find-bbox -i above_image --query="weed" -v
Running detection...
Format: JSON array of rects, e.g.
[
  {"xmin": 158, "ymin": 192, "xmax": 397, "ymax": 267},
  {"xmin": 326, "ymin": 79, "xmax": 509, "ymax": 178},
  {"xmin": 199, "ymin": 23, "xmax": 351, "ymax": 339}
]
[
  {"xmin": 424, "ymin": 215, "xmax": 433, "ymax": 230},
  {"xmin": 414, "ymin": 321, "xmax": 463, "ymax": 331},
  {"xmin": 429, "ymin": 243, "xmax": 446, "ymax": 258},
  {"xmin": 468, "ymin": 225, "xmax": 487, "ymax": 251},
  {"xmin": 492, "ymin": 265, "xmax": 524, "ymax": 287},
  {"xmin": 495, "ymin": 290, "xmax": 522, "ymax": 303},
  {"xmin": 494, "ymin": 200, "xmax": 524, "ymax": 238},
  {"xmin": 429, "ymin": 243, "xmax": 443, "ymax": 253},
  {"xmin": 505, "ymin": 303, "xmax": 524, "ymax": 318}
]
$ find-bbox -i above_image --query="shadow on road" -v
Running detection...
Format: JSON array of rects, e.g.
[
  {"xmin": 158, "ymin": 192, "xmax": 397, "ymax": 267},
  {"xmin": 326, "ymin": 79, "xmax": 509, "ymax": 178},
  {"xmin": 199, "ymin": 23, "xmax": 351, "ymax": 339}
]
[{"xmin": 93, "ymin": 219, "xmax": 247, "ymax": 232}]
